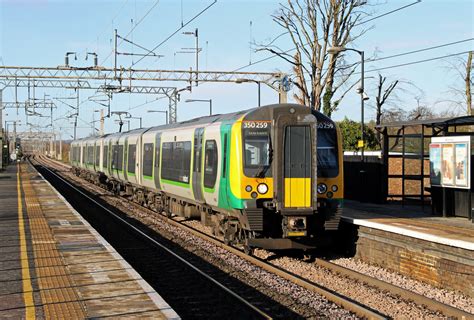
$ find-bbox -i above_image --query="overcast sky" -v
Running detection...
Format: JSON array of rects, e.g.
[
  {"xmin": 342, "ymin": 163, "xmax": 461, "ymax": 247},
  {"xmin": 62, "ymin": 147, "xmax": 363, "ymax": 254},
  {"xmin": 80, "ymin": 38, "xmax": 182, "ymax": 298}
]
[{"xmin": 1, "ymin": 0, "xmax": 473, "ymax": 139}]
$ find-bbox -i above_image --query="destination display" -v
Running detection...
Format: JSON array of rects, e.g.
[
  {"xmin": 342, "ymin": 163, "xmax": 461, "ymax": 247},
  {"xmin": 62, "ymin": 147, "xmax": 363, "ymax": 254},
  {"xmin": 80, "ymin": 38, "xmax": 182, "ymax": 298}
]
[{"xmin": 430, "ymin": 136, "xmax": 471, "ymax": 189}]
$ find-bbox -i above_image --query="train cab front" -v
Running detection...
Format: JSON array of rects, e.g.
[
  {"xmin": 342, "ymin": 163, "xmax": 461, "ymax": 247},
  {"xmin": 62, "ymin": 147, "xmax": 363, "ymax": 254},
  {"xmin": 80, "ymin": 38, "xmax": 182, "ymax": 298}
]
[{"xmin": 237, "ymin": 104, "xmax": 320, "ymax": 251}]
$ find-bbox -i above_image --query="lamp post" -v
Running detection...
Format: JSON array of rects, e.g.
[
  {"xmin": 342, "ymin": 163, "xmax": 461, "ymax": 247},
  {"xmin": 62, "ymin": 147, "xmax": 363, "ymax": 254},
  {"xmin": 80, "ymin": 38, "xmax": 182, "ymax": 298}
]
[
  {"xmin": 235, "ymin": 78, "xmax": 261, "ymax": 107},
  {"xmin": 147, "ymin": 110, "xmax": 169, "ymax": 125},
  {"xmin": 185, "ymin": 99, "xmax": 212, "ymax": 116},
  {"xmin": 127, "ymin": 115, "xmax": 143, "ymax": 129},
  {"xmin": 328, "ymin": 46, "xmax": 368, "ymax": 161}
]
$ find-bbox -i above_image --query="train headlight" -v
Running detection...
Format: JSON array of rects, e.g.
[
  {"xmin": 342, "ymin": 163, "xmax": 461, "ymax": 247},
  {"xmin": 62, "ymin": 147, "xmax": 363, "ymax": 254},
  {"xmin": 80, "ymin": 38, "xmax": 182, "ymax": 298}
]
[
  {"xmin": 327, "ymin": 191, "xmax": 333, "ymax": 199},
  {"xmin": 317, "ymin": 183, "xmax": 327, "ymax": 194},
  {"xmin": 257, "ymin": 183, "xmax": 268, "ymax": 194},
  {"xmin": 331, "ymin": 185, "xmax": 338, "ymax": 192},
  {"xmin": 245, "ymin": 185, "xmax": 252, "ymax": 192},
  {"xmin": 251, "ymin": 192, "xmax": 258, "ymax": 199}
]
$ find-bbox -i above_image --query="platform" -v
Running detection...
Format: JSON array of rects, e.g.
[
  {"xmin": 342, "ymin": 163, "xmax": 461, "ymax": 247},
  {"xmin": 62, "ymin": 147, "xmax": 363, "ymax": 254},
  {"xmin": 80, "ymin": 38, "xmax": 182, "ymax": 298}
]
[
  {"xmin": 0, "ymin": 162, "xmax": 180, "ymax": 319},
  {"xmin": 342, "ymin": 200, "xmax": 474, "ymax": 297}
]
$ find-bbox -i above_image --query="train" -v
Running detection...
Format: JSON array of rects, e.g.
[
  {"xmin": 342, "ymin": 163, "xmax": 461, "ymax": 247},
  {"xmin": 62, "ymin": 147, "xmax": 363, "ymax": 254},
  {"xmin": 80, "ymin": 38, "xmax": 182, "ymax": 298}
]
[{"xmin": 70, "ymin": 103, "xmax": 343, "ymax": 253}]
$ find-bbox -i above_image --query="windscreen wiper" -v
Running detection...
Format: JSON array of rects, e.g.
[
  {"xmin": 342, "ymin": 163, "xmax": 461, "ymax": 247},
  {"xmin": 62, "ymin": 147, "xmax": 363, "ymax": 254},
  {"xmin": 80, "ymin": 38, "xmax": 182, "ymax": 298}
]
[{"xmin": 256, "ymin": 138, "xmax": 273, "ymax": 178}]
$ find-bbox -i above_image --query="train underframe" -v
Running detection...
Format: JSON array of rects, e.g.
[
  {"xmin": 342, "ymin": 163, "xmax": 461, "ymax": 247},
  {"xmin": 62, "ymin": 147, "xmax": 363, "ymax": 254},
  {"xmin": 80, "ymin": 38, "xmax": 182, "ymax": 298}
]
[{"xmin": 72, "ymin": 167, "xmax": 339, "ymax": 254}]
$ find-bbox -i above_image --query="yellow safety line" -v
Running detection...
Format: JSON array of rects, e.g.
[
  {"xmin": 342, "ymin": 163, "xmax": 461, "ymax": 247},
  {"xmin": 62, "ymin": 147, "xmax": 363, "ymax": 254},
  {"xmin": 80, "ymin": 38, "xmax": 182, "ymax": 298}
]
[{"xmin": 17, "ymin": 164, "xmax": 36, "ymax": 320}]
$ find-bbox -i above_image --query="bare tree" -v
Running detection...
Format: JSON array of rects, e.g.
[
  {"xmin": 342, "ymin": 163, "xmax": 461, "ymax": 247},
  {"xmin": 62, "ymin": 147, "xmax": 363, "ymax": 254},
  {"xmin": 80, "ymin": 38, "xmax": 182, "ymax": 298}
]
[
  {"xmin": 465, "ymin": 51, "xmax": 472, "ymax": 115},
  {"xmin": 374, "ymin": 73, "xmax": 398, "ymax": 142},
  {"xmin": 438, "ymin": 51, "xmax": 473, "ymax": 115},
  {"xmin": 258, "ymin": 0, "xmax": 368, "ymax": 114}
]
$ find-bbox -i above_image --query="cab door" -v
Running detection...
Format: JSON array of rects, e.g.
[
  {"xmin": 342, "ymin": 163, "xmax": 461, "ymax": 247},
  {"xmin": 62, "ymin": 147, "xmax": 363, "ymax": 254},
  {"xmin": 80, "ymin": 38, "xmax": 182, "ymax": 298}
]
[
  {"xmin": 192, "ymin": 128, "xmax": 204, "ymax": 202},
  {"xmin": 272, "ymin": 108, "xmax": 317, "ymax": 214},
  {"xmin": 283, "ymin": 126, "xmax": 311, "ymax": 208}
]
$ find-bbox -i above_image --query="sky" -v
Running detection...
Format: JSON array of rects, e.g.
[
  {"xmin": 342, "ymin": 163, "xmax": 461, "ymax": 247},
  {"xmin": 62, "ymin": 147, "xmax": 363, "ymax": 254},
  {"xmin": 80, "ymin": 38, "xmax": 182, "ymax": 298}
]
[{"xmin": 0, "ymin": 0, "xmax": 473, "ymax": 139}]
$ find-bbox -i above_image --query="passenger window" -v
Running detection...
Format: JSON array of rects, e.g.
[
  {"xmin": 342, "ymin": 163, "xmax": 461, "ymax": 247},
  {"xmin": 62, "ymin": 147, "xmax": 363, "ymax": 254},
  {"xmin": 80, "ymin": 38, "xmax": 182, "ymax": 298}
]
[
  {"xmin": 103, "ymin": 146, "xmax": 108, "ymax": 168},
  {"xmin": 95, "ymin": 146, "xmax": 100, "ymax": 167},
  {"xmin": 128, "ymin": 144, "xmax": 136, "ymax": 174},
  {"xmin": 143, "ymin": 143, "xmax": 153, "ymax": 177},
  {"xmin": 204, "ymin": 140, "xmax": 217, "ymax": 189}
]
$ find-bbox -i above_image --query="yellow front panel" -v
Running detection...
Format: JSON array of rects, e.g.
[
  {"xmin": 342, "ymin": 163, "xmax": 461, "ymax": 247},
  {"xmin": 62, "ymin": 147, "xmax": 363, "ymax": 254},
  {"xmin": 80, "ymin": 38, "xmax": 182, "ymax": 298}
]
[{"xmin": 284, "ymin": 178, "xmax": 311, "ymax": 208}]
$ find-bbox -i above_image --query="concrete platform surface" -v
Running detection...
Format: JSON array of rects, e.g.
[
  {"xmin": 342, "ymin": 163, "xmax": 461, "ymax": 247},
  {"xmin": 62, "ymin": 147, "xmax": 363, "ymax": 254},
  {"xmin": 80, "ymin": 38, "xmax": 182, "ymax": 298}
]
[
  {"xmin": 343, "ymin": 200, "xmax": 474, "ymax": 250},
  {"xmin": 0, "ymin": 163, "xmax": 180, "ymax": 319}
]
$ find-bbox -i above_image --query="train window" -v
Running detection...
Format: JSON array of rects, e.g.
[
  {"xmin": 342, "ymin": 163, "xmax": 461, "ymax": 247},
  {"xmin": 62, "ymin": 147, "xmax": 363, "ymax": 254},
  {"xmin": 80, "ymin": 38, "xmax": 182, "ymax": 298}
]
[
  {"xmin": 143, "ymin": 143, "xmax": 153, "ymax": 177},
  {"xmin": 116, "ymin": 145, "xmax": 124, "ymax": 171},
  {"xmin": 103, "ymin": 146, "xmax": 108, "ymax": 169},
  {"xmin": 87, "ymin": 146, "xmax": 94, "ymax": 165},
  {"xmin": 284, "ymin": 126, "xmax": 311, "ymax": 178},
  {"xmin": 161, "ymin": 141, "xmax": 192, "ymax": 184},
  {"xmin": 242, "ymin": 128, "xmax": 272, "ymax": 177},
  {"xmin": 95, "ymin": 146, "xmax": 100, "ymax": 167},
  {"xmin": 317, "ymin": 128, "xmax": 339, "ymax": 177},
  {"xmin": 204, "ymin": 140, "xmax": 217, "ymax": 189},
  {"xmin": 128, "ymin": 144, "xmax": 136, "ymax": 174}
]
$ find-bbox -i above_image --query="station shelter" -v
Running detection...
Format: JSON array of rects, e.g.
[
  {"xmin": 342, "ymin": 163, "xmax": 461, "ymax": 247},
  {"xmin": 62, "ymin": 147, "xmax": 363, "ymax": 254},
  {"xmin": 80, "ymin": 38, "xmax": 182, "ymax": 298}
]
[{"xmin": 376, "ymin": 116, "xmax": 474, "ymax": 221}]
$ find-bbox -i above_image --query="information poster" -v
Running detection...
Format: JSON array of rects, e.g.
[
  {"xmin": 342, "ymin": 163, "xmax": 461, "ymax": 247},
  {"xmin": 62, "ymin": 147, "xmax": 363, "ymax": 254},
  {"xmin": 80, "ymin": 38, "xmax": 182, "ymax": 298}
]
[
  {"xmin": 429, "ymin": 144, "xmax": 441, "ymax": 186},
  {"xmin": 431, "ymin": 136, "xmax": 471, "ymax": 189},
  {"xmin": 441, "ymin": 144, "xmax": 454, "ymax": 185},
  {"xmin": 455, "ymin": 143, "xmax": 468, "ymax": 187}
]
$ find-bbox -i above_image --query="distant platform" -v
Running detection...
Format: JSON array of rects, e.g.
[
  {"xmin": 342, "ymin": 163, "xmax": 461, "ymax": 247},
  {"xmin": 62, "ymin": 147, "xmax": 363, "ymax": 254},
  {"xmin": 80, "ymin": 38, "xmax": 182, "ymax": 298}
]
[
  {"xmin": 0, "ymin": 162, "xmax": 179, "ymax": 319},
  {"xmin": 342, "ymin": 200, "xmax": 473, "ymax": 297}
]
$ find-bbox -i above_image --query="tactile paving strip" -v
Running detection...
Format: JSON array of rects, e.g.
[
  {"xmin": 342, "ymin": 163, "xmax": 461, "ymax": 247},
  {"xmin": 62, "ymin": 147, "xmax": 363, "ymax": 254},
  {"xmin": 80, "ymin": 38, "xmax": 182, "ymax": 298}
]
[{"xmin": 21, "ymin": 164, "xmax": 88, "ymax": 318}]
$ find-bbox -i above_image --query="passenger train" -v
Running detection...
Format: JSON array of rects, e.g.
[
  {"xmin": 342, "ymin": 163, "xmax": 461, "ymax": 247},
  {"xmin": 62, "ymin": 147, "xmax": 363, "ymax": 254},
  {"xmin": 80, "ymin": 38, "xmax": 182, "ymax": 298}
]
[{"xmin": 70, "ymin": 103, "xmax": 343, "ymax": 253}]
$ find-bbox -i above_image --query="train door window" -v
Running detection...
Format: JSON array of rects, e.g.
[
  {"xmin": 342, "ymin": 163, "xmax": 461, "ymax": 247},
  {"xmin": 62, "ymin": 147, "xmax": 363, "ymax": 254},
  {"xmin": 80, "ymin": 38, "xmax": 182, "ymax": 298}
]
[
  {"xmin": 103, "ymin": 146, "xmax": 108, "ymax": 168},
  {"xmin": 117, "ymin": 145, "xmax": 124, "ymax": 171},
  {"xmin": 95, "ymin": 146, "xmax": 100, "ymax": 167},
  {"xmin": 222, "ymin": 134, "xmax": 228, "ymax": 178},
  {"xmin": 155, "ymin": 134, "xmax": 161, "ymax": 169},
  {"xmin": 204, "ymin": 140, "xmax": 217, "ymax": 189},
  {"xmin": 128, "ymin": 144, "xmax": 136, "ymax": 174},
  {"xmin": 143, "ymin": 143, "xmax": 153, "ymax": 177}
]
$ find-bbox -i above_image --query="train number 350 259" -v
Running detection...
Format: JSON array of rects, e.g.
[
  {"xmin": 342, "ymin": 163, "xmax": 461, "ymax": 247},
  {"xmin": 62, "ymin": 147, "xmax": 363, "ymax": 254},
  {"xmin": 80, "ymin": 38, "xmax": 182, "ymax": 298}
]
[{"xmin": 243, "ymin": 121, "xmax": 270, "ymax": 129}]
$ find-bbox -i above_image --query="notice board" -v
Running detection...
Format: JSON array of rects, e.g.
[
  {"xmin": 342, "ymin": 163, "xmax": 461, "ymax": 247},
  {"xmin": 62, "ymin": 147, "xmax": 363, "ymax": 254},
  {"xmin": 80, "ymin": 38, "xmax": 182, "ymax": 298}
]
[{"xmin": 430, "ymin": 136, "xmax": 471, "ymax": 189}]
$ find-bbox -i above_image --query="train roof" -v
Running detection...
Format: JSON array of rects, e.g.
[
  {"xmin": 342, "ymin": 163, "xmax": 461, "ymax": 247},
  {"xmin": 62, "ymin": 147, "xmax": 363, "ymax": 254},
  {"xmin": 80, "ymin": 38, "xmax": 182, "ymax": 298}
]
[{"xmin": 72, "ymin": 104, "xmax": 336, "ymax": 143}]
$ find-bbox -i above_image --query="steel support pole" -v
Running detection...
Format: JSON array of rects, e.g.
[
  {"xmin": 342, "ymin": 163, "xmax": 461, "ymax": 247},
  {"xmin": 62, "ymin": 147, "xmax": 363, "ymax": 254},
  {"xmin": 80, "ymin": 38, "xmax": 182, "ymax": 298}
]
[
  {"xmin": 100, "ymin": 109, "xmax": 104, "ymax": 136},
  {"xmin": 195, "ymin": 28, "xmax": 199, "ymax": 86},
  {"xmin": 257, "ymin": 82, "xmax": 261, "ymax": 107},
  {"xmin": 0, "ymin": 89, "xmax": 3, "ymax": 169},
  {"xmin": 360, "ymin": 50, "xmax": 365, "ymax": 162},
  {"xmin": 209, "ymin": 99, "xmax": 212, "ymax": 116}
]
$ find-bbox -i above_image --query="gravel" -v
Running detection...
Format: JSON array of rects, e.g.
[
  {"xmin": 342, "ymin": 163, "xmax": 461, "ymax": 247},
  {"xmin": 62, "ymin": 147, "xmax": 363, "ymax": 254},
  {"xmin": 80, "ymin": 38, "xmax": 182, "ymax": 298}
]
[
  {"xmin": 40, "ymin": 157, "xmax": 472, "ymax": 319},
  {"xmin": 331, "ymin": 257, "xmax": 474, "ymax": 314}
]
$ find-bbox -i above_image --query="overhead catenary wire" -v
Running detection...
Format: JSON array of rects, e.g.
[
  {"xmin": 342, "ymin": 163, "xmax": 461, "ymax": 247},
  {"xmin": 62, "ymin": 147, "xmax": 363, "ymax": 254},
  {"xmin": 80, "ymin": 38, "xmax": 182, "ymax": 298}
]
[
  {"xmin": 300, "ymin": 38, "xmax": 474, "ymax": 77},
  {"xmin": 232, "ymin": 0, "xmax": 423, "ymax": 72},
  {"xmin": 131, "ymin": 0, "xmax": 217, "ymax": 67},
  {"xmin": 101, "ymin": 0, "xmax": 161, "ymax": 65}
]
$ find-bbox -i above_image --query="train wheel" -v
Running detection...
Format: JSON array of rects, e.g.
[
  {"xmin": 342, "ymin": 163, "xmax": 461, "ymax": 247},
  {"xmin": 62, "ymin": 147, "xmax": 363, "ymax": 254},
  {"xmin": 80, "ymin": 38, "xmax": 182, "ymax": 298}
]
[{"xmin": 244, "ymin": 244, "xmax": 254, "ymax": 256}]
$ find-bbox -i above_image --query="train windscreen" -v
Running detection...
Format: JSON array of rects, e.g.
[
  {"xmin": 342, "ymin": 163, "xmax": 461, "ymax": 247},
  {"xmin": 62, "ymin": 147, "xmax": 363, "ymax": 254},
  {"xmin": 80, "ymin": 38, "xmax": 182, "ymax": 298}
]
[
  {"xmin": 243, "ymin": 125, "xmax": 272, "ymax": 178},
  {"xmin": 317, "ymin": 126, "xmax": 339, "ymax": 178}
]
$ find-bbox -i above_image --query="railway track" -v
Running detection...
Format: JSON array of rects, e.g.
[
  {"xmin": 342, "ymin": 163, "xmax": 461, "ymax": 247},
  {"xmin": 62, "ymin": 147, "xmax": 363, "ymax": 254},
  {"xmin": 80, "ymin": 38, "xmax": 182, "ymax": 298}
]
[
  {"xmin": 29, "ymin": 156, "xmax": 274, "ymax": 320},
  {"xmin": 34, "ymin": 155, "xmax": 473, "ymax": 319}
]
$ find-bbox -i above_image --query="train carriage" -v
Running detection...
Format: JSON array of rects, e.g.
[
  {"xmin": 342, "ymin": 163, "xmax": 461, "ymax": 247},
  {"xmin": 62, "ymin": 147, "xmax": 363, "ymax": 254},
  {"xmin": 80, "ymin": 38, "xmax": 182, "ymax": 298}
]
[{"xmin": 70, "ymin": 103, "xmax": 343, "ymax": 252}]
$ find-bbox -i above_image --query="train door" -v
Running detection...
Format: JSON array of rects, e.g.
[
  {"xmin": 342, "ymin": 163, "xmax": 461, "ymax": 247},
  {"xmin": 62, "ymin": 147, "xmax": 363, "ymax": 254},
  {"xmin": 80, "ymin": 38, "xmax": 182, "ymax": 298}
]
[
  {"xmin": 283, "ymin": 126, "xmax": 311, "ymax": 208},
  {"xmin": 124, "ymin": 137, "xmax": 128, "ymax": 180},
  {"xmin": 154, "ymin": 132, "xmax": 162, "ymax": 190},
  {"xmin": 273, "ymin": 111, "xmax": 317, "ymax": 213},
  {"xmin": 192, "ymin": 128, "xmax": 204, "ymax": 202}
]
